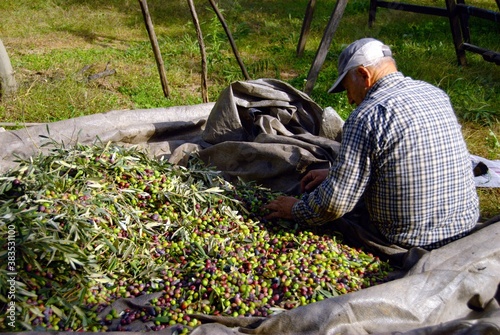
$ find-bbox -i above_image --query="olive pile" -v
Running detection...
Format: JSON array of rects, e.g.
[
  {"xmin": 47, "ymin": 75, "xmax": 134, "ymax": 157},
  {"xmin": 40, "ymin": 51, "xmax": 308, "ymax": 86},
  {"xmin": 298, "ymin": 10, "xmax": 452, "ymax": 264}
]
[{"xmin": 0, "ymin": 142, "xmax": 391, "ymax": 332}]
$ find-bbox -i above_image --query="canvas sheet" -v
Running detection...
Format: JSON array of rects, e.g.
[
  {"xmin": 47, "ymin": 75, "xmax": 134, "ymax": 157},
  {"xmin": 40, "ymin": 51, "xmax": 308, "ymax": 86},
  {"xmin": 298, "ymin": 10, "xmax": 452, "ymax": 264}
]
[
  {"xmin": 1, "ymin": 78, "xmax": 499, "ymax": 334},
  {"xmin": 471, "ymin": 154, "xmax": 500, "ymax": 188}
]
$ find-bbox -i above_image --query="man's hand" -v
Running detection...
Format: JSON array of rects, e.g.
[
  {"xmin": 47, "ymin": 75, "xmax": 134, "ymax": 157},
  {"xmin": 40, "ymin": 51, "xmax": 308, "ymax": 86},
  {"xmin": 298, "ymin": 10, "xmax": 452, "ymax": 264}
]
[
  {"xmin": 301, "ymin": 169, "xmax": 329, "ymax": 192},
  {"xmin": 263, "ymin": 196, "xmax": 299, "ymax": 220}
]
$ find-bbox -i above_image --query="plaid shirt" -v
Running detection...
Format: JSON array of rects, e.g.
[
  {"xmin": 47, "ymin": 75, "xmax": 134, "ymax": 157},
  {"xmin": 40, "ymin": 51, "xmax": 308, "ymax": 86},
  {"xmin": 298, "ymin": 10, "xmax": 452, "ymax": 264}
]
[{"xmin": 292, "ymin": 72, "xmax": 479, "ymax": 248}]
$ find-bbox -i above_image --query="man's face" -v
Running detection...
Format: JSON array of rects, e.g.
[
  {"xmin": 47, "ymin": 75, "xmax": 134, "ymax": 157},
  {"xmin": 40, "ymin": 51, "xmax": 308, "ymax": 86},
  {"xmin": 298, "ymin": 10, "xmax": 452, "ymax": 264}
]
[{"xmin": 342, "ymin": 67, "xmax": 368, "ymax": 106}]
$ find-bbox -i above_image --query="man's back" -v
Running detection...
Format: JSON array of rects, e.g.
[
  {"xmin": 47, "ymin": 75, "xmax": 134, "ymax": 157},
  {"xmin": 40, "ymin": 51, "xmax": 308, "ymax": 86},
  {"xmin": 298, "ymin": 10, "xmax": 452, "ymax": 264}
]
[{"xmin": 350, "ymin": 72, "xmax": 479, "ymax": 248}]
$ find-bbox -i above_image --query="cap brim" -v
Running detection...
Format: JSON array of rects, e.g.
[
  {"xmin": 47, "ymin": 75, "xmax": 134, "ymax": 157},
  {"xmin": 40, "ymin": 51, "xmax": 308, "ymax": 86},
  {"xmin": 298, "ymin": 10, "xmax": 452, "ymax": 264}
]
[{"xmin": 327, "ymin": 70, "xmax": 348, "ymax": 93}]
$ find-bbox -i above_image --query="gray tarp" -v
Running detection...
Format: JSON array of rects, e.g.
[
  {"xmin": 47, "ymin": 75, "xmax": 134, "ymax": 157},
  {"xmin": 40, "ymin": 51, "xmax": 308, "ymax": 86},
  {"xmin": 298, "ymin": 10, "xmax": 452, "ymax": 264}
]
[{"xmin": 1, "ymin": 78, "xmax": 499, "ymax": 334}]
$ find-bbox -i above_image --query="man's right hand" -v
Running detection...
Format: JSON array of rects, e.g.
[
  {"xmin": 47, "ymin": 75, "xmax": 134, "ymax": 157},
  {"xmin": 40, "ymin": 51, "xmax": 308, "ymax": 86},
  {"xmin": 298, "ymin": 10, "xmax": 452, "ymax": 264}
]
[{"xmin": 300, "ymin": 169, "xmax": 329, "ymax": 193}]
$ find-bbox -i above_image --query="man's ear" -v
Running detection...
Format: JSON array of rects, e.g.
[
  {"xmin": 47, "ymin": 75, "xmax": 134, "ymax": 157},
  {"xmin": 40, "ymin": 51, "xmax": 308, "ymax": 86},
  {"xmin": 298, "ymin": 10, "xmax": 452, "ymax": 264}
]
[{"xmin": 356, "ymin": 66, "xmax": 373, "ymax": 87}]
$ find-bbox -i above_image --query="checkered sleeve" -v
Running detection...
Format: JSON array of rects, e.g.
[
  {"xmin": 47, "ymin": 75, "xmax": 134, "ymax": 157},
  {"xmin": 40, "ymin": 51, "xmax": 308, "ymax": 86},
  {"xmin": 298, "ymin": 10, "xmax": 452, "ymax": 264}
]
[{"xmin": 291, "ymin": 117, "xmax": 372, "ymax": 225}]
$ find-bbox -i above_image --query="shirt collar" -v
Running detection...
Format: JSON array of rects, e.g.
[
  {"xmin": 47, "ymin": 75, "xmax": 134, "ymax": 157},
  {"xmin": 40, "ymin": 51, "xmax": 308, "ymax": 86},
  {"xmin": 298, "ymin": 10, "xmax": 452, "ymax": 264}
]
[{"xmin": 365, "ymin": 71, "xmax": 404, "ymax": 97}]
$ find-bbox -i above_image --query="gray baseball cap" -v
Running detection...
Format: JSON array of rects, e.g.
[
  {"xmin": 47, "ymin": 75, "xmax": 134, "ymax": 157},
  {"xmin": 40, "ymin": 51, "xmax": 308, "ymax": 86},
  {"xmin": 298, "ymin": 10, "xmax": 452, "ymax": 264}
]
[{"xmin": 328, "ymin": 38, "xmax": 393, "ymax": 93}]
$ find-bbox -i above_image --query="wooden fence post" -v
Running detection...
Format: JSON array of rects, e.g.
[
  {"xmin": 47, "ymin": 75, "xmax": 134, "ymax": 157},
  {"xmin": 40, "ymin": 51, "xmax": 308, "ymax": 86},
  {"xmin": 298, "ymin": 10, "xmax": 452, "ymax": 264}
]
[
  {"xmin": 208, "ymin": 0, "xmax": 250, "ymax": 80},
  {"xmin": 303, "ymin": 0, "xmax": 348, "ymax": 95},
  {"xmin": 138, "ymin": 0, "xmax": 170, "ymax": 98},
  {"xmin": 297, "ymin": 0, "xmax": 317, "ymax": 57},
  {"xmin": 187, "ymin": 0, "xmax": 209, "ymax": 103}
]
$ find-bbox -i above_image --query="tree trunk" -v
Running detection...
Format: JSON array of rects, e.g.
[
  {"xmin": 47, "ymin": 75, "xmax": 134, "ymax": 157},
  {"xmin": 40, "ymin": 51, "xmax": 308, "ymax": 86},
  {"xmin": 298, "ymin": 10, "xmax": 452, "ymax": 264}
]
[{"xmin": 0, "ymin": 39, "xmax": 18, "ymax": 100}]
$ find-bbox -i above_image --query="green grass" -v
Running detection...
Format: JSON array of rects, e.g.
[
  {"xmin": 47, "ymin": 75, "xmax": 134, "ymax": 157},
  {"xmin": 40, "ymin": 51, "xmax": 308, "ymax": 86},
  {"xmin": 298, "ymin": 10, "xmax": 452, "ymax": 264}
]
[{"xmin": 0, "ymin": 0, "xmax": 499, "ymax": 218}]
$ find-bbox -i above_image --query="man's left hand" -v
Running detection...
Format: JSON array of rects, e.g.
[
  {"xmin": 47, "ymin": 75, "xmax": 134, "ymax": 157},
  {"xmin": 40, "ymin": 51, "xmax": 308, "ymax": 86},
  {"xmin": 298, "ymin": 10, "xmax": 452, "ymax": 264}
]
[{"xmin": 263, "ymin": 196, "xmax": 300, "ymax": 220}]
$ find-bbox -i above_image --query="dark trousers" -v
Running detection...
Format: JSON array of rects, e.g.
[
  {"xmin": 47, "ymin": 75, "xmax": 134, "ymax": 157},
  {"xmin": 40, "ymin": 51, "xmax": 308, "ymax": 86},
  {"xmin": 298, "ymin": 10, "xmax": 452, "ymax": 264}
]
[{"xmin": 329, "ymin": 201, "xmax": 426, "ymax": 272}]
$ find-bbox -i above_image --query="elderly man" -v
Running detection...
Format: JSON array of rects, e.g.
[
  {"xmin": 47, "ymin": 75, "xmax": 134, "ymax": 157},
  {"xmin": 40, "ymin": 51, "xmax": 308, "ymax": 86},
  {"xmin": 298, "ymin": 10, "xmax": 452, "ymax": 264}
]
[{"xmin": 264, "ymin": 38, "xmax": 479, "ymax": 263}]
